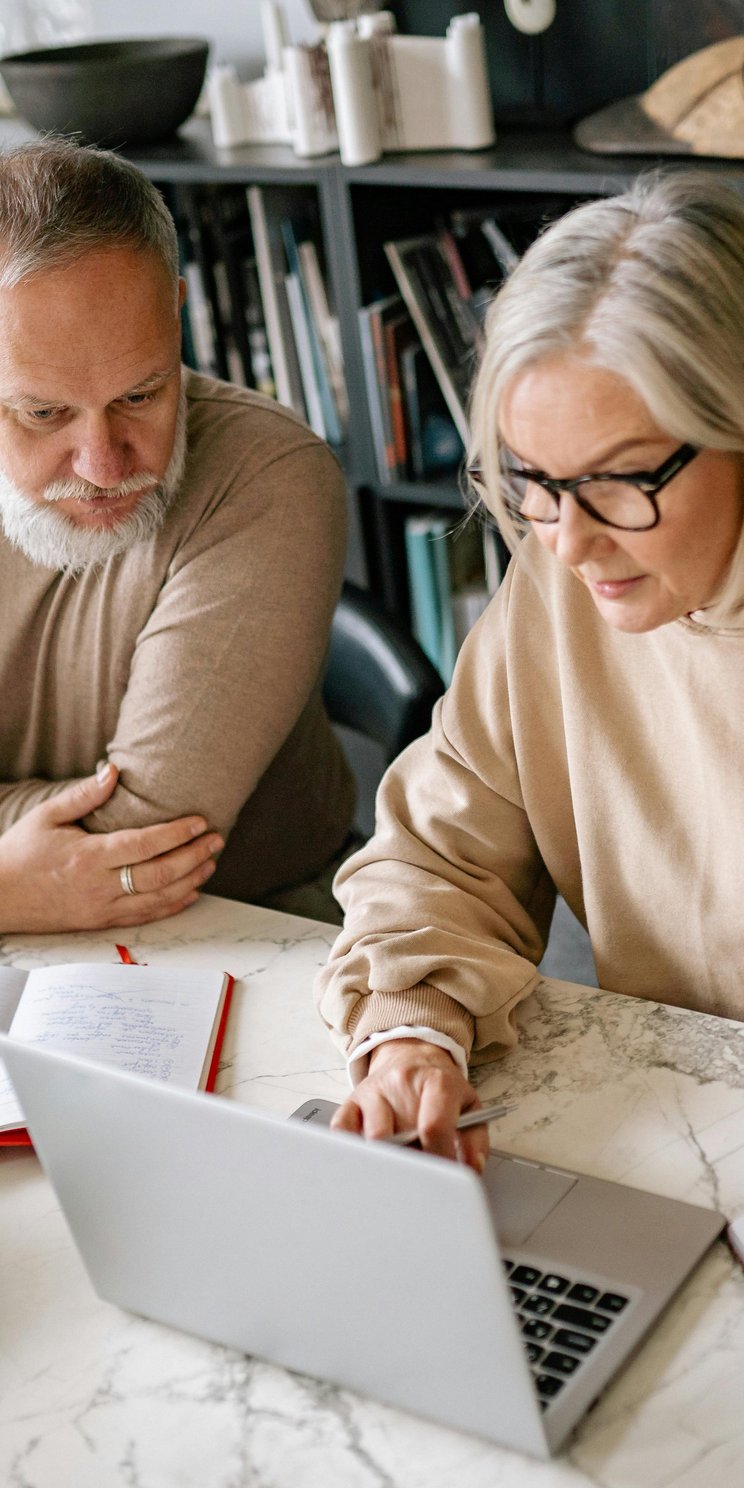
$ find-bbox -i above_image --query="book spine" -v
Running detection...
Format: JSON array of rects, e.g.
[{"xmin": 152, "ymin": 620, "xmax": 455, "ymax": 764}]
[
  {"xmin": 297, "ymin": 238, "xmax": 349, "ymax": 427},
  {"xmin": 428, "ymin": 517, "xmax": 457, "ymax": 684},
  {"xmin": 246, "ymin": 185, "xmax": 299, "ymax": 413},
  {"xmin": 285, "ymin": 271, "xmax": 326, "ymax": 438},
  {"xmin": 368, "ymin": 303, "xmax": 396, "ymax": 480},
  {"xmin": 179, "ymin": 188, "xmax": 230, "ymax": 382},
  {"xmin": 385, "ymin": 238, "xmax": 471, "ymax": 443},
  {"xmin": 383, "ymin": 317, "xmax": 408, "ymax": 479},
  {"xmin": 183, "ymin": 260, "xmax": 220, "ymax": 378},
  {"xmin": 281, "ymin": 220, "xmax": 343, "ymax": 445},
  {"xmin": 404, "ymin": 517, "xmax": 444, "ymax": 674},
  {"xmin": 358, "ymin": 304, "xmax": 393, "ymax": 485}
]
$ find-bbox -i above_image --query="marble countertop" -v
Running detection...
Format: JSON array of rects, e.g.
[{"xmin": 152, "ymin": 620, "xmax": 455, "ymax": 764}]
[{"xmin": 2, "ymin": 893, "xmax": 744, "ymax": 1488}]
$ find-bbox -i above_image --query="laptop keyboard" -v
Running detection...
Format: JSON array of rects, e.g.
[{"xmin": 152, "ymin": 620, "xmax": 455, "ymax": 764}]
[{"xmin": 503, "ymin": 1260, "xmax": 629, "ymax": 1410}]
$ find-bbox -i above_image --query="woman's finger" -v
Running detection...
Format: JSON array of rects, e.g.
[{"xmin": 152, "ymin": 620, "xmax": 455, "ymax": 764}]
[
  {"xmin": 330, "ymin": 1098, "xmax": 363, "ymax": 1134},
  {"xmin": 417, "ymin": 1071, "xmax": 468, "ymax": 1159}
]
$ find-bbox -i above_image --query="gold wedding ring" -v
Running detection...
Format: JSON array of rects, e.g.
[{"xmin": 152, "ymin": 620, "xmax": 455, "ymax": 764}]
[{"xmin": 120, "ymin": 863, "xmax": 138, "ymax": 896}]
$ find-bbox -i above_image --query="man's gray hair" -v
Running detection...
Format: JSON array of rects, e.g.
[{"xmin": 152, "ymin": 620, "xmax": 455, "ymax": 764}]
[{"xmin": 0, "ymin": 136, "xmax": 179, "ymax": 291}]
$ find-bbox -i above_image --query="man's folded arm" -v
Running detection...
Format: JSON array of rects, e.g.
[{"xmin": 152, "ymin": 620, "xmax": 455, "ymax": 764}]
[
  {"xmin": 0, "ymin": 778, "xmax": 79, "ymax": 832},
  {"xmin": 80, "ymin": 440, "xmax": 347, "ymax": 839}
]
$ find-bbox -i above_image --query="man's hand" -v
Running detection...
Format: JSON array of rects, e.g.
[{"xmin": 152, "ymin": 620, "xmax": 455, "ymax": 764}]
[
  {"xmin": 330, "ymin": 1038, "xmax": 489, "ymax": 1173},
  {"xmin": 0, "ymin": 764, "xmax": 223, "ymax": 933}
]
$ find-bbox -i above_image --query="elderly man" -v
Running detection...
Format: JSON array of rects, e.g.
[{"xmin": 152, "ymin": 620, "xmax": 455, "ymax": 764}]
[{"xmin": 0, "ymin": 139, "xmax": 354, "ymax": 932}]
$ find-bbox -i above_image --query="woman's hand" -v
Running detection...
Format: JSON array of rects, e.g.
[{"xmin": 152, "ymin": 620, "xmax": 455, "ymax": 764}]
[
  {"xmin": 330, "ymin": 1037, "xmax": 489, "ymax": 1173},
  {"xmin": 0, "ymin": 764, "xmax": 224, "ymax": 933}
]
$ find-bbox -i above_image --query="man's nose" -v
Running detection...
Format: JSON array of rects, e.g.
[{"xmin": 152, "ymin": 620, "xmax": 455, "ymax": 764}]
[
  {"xmin": 553, "ymin": 491, "xmax": 615, "ymax": 567},
  {"xmin": 70, "ymin": 415, "xmax": 130, "ymax": 489}
]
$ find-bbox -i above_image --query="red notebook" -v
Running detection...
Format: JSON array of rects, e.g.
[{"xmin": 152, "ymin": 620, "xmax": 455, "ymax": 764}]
[{"xmin": 0, "ymin": 959, "xmax": 234, "ymax": 1147}]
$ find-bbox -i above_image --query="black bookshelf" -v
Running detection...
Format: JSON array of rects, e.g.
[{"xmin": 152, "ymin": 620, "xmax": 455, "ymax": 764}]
[{"xmin": 2, "ymin": 113, "xmax": 740, "ymax": 618}]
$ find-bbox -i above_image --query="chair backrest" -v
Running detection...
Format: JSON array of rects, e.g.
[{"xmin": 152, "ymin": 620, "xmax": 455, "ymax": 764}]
[{"xmin": 323, "ymin": 581, "xmax": 445, "ymax": 764}]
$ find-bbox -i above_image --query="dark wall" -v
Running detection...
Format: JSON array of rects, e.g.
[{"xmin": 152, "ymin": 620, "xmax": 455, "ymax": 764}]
[{"xmin": 390, "ymin": 1, "xmax": 744, "ymax": 124}]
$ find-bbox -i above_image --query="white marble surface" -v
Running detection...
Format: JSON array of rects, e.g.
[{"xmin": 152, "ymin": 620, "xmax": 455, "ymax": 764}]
[{"xmin": 2, "ymin": 893, "xmax": 744, "ymax": 1488}]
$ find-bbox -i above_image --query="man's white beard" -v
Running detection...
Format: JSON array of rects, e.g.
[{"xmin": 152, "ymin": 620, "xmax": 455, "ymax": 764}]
[{"xmin": 0, "ymin": 390, "xmax": 188, "ymax": 574}]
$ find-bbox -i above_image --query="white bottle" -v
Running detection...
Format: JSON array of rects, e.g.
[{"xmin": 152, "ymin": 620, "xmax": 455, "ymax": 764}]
[
  {"xmin": 504, "ymin": 0, "xmax": 556, "ymax": 37},
  {"xmin": 327, "ymin": 21, "xmax": 382, "ymax": 166},
  {"xmin": 447, "ymin": 14, "xmax": 496, "ymax": 150}
]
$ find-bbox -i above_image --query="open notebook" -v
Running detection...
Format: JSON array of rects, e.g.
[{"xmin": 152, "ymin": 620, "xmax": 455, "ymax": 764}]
[{"xmin": 0, "ymin": 960, "xmax": 234, "ymax": 1144}]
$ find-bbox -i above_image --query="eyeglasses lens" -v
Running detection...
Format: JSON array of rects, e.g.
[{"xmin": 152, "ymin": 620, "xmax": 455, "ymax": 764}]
[{"xmin": 503, "ymin": 461, "xmax": 657, "ymax": 531}]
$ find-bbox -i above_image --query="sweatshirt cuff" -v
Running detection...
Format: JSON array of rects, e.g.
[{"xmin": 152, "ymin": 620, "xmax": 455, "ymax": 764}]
[
  {"xmin": 347, "ymin": 1027, "xmax": 469, "ymax": 1086},
  {"xmin": 346, "ymin": 981, "xmax": 475, "ymax": 1057}
]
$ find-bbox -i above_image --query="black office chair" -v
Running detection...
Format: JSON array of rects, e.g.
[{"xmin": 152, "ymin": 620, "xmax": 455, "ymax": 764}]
[{"xmin": 323, "ymin": 581, "xmax": 445, "ymax": 835}]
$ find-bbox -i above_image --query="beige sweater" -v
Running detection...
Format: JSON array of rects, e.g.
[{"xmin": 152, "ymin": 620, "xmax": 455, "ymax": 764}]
[
  {"xmin": 316, "ymin": 535, "xmax": 744, "ymax": 1059},
  {"xmin": 0, "ymin": 369, "xmax": 355, "ymax": 901}
]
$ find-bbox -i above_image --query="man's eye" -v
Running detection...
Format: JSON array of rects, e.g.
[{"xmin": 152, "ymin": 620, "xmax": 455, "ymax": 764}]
[
  {"xmin": 121, "ymin": 392, "xmax": 155, "ymax": 407},
  {"xmin": 27, "ymin": 407, "xmax": 61, "ymax": 421}
]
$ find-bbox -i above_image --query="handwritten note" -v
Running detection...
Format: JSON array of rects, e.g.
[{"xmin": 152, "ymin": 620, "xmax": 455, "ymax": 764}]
[{"xmin": 0, "ymin": 962, "xmax": 228, "ymax": 1132}]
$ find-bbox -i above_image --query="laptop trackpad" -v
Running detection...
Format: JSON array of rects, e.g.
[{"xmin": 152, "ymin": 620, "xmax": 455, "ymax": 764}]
[{"xmin": 483, "ymin": 1156, "xmax": 577, "ymax": 1247}]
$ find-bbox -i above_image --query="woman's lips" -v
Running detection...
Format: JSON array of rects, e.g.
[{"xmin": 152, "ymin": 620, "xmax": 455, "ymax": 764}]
[{"xmin": 585, "ymin": 575, "xmax": 645, "ymax": 599}]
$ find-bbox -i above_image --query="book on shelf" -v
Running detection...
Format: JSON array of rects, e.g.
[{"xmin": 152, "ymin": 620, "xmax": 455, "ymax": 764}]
[
  {"xmin": 246, "ymin": 184, "xmax": 307, "ymax": 419},
  {"xmin": 241, "ymin": 255, "xmax": 277, "ymax": 399},
  {"xmin": 297, "ymin": 238, "xmax": 348, "ymax": 428},
  {"xmin": 177, "ymin": 189, "xmax": 230, "ymax": 382},
  {"xmin": 384, "ymin": 233, "xmax": 483, "ymax": 444},
  {"xmin": 285, "ymin": 270, "xmax": 326, "ymax": 438},
  {"xmin": 404, "ymin": 512, "xmax": 450, "ymax": 675},
  {"xmin": 404, "ymin": 513, "xmax": 491, "ymax": 683},
  {"xmin": 281, "ymin": 218, "xmax": 344, "ymax": 446},
  {"xmin": 358, "ymin": 293, "xmax": 409, "ymax": 483},
  {"xmin": 384, "ymin": 307, "xmax": 417, "ymax": 479},
  {"xmin": 182, "ymin": 258, "xmax": 220, "ymax": 378},
  {"xmin": 0, "ymin": 960, "xmax": 234, "ymax": 1146},
  {"xmin": 399, "ymin": 341, "xmax": 463, "ymax": 481}
]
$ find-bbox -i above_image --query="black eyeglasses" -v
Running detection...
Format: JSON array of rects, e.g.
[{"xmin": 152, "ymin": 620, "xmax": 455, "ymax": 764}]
[{"xmin": 468, "ymin": 442, "xmax": 700, "ymax": 531}]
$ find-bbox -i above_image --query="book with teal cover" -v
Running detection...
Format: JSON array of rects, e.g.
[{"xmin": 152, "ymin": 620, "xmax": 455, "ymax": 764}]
[
  {"xmin": 427, "ymin": 517, "xmax": 457, "ymax": 684},
  {"xmin": 404, "ymin": 515, "xmax": 444, "ymax": 676},
  {"xmin": 281, "ymin": 219, "xmax": 342, "ymax": 446}
]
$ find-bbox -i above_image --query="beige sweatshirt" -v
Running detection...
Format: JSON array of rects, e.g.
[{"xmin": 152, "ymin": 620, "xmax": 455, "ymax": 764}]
[
  {"xmin": 316, "ymin": 534, "xmax": 744, "ymax": 1059},
  {"xmin": 0, "ymin": 368, "xmax": 355, "ymax": 901}
]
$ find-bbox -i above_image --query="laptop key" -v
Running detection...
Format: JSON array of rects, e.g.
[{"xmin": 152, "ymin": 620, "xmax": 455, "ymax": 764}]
[
  {"xmin": 543, "ymin": 1350, "xmax": 581, "ymax": 1377},
  {"xmin": 535, "ymin": 1373, "xmax": 565, "ymax": 1399},
  {"xmin": 596, "ymin": 1291, "xmax": 629, "ymax": 1314},
  {"xmin": 567, "ymin": 1283, "xmax": 599, "ymax": 1305},
  {"xmin": 521, "ymin": 1317, "xmax": 553, "ymax": 1340},
  {"xmin": 537, "ymin": 1273, "xmax": 570, "ymax": 1296},
  {"xmin": 522, "ymin": 1294, "xmax": 555, "ymax": 1316},
  {"xmin": 511, "ymin": 1265, "xmax": 542, "ymax": 1287},
  {"xmin": 510, "ymin": 1285, "xmax": 527, "ymax": 1305},
  {"xmin": 554, "ymin": 1328, "xmax": 597, "ymax": 1355},
  {"xmin": 525, "ymin": 1342, "xmax": 545, "ymax": 1365},
  {"xmin": 553, "ymin": 1304, "xmax": 611, "ymax": 1334}
]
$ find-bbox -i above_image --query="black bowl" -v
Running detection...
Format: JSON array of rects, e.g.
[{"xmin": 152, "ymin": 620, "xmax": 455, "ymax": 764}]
[{"xmin": 0, "ymin": 37, "xmax": 210, "ymax": 149}]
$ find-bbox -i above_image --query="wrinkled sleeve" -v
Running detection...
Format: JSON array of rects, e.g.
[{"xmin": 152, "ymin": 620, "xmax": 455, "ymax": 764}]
[
  {"xmin": 81, "ymin": 439, "xmax": 346, "ymax": 837},
  {"xmin": 314, "ymin": 562, "xmax": 557, "ymax": 1061}
]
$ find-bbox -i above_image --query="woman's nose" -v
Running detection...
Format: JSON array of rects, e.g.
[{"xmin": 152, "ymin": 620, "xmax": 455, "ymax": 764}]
[{"xmin": 552, "ymin": 492, "xmax": 616, "ymax": 568}]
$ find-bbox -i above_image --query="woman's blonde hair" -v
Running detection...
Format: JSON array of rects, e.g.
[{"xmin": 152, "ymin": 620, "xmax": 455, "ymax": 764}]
[{"xmin": 468, "ymin": 170, "xmax": 744, "ymax": 620}]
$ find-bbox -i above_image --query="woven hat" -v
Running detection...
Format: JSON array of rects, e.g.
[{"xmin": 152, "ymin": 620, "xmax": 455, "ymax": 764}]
[{"xmin": 574, "ymin": 36, "xmax": 744, "ymax": 158}]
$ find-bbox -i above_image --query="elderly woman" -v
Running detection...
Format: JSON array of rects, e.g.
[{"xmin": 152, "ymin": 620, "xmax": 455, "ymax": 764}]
[{"xmin": 314, "ymin": 170, "xmax": 744, "ymax": 1171}]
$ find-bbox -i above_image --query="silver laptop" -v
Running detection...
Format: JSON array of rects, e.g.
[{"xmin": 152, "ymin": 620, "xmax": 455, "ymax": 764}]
[{"xmin": 0, "ymin": 1034, "xmax": 724, "ymax": 1459}]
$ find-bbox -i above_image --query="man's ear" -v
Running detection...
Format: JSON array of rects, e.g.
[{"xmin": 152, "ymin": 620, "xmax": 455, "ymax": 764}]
[{"xmin": 177, "ymin": 275, "xmax": 187, "ymax": 312}]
